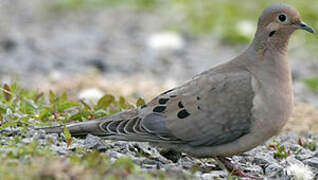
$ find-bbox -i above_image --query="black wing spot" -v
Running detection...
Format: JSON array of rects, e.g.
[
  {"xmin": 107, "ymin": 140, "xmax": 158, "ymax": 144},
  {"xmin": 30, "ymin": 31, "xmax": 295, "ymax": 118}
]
[
  {"xmin": 177, "ymin": 110, "xmax": 190, "ymax": 119},
  {"xmin": 197, "ymin": 106, "xmax": 201, "ymax": 110},
  {"xmin": 153, "ymin": 106, "xmax": 166, "ymax": 113},
  {"xmin": 170, "ymin": 95, "xmax": 177, "ymax": 98},
  {"xmin": 141, "ymin": 104, "xmax": 147, "ymax": 109},
  {"xmin": 196, "ymin": 96, "xmax": 201, "ymax": 100},
  {"xmin": 158, "ymin": 98, "xmax": 169, "ymax": 104},
  {"xmin": 178, "ymin": 101, "xmax": 184, "ymax": 108}
]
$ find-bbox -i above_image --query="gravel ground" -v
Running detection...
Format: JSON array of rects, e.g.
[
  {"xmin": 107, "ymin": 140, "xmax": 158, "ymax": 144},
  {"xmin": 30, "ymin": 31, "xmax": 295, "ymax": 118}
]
[{"xmin": 1, "ymin": 127, "xmax": 318, "ymax": 179}]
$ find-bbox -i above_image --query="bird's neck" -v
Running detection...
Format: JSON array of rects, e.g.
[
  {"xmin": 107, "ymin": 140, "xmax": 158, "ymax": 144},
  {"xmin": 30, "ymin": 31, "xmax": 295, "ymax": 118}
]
[
  {"xmin": 245, "ymin": 38, "xmax": 291, "ymax": 79},
  {"xmin": 236, "ymin": 32, "xmax": 293, "ymax": 83},
  {"xmin": 250, "ymin": 30, "xmax": 291, "ymax": 57}
]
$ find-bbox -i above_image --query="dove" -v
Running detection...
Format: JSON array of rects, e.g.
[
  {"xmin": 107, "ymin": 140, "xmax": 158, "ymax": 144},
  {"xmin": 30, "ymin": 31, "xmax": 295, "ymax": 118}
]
[{"xmin": 40, "ymin": 3, "xmax": 314, "ymax": 177}]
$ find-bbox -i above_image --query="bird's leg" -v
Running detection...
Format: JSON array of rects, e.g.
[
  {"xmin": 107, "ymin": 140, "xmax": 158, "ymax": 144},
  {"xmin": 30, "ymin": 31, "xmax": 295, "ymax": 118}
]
[
  {"xmin": 216, "ymin": 156, "xmax": 261, "ymax": 179},
  {"xmin": 158, "ymin": 149, "xmax": 182, "ymax": 163}
]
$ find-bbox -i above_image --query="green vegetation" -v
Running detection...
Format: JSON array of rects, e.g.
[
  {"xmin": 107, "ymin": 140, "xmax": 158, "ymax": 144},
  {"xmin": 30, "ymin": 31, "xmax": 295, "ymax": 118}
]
[
  {"xmin": 0, "ymin": 83, "xmax": 145, "ymax": 131},
  {"xmin": 0, "ymin": 145, "xmax": 158, "ymax": 180},
  {"xmin": 299, "ymin": 137, "xmax": 317, "ymax": 151},
  {"xmin": 44, "ymin": 0, "xmax": 318, "ymax": 45},
  {"xmin": 304, "ymin": 78, "xmax": 318, "ymax": 92},
  {"xmin": 269, "ymin": 139, "xmax": 290, "ymax": 159},
  {"xmin": 0, "ymin": 83, "xmax": 166, "ymax": 180},
  {"xmin": 46, "ymin": 0, "xmax": 160, "ymax": 11}
]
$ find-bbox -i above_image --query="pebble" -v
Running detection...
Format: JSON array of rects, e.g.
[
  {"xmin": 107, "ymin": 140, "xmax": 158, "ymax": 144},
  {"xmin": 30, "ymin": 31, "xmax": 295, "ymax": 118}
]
[
  {"xmin": 265, "ymin": 163, "xmax": 285, "ymax": 178},
  {"xmin": 1, "ymin": 126, "xmax": 318, "ymax": 179},
  {"xmin": 83, "ymin": 134, "xmax": 108, "ymax": 150},
  {"xmin": 304, "ymin": 157, "xmax": 318, "ymax": 168}
]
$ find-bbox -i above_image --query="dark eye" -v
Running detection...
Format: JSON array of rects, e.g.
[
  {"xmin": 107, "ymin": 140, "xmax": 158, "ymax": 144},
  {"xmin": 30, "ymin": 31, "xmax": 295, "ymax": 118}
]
[{"xmin": 278, "ymin": 14, "xmax": 287, "ymax": 22}]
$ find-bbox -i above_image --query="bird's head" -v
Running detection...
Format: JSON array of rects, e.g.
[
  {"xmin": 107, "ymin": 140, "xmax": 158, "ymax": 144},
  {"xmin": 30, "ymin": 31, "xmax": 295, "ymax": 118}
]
[
  {"xmin": 258, "ymin": 4, "xmax": 314, "ymax": 37},
  {"xmin": 253, "ymin": 4, "xmax": 314, "ymax": 53}
]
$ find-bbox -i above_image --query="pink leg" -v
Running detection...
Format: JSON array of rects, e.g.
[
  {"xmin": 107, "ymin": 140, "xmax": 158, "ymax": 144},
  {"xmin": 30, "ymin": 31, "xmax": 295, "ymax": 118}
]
[{"xmin": 216, "ymin": 156, "xmax": 263, "ymax": 179}]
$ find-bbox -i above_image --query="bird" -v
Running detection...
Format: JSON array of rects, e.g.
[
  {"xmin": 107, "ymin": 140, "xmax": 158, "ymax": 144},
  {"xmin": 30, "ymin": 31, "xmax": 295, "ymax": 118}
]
[{"xmin": 40, "ymin": 3, "xmax": 314, "ymax": 177}]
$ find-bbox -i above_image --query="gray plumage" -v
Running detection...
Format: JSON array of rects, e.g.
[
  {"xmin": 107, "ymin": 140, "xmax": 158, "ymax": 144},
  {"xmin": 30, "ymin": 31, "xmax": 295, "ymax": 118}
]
[{"xmin": 39, "ymin": 3, "xmax": 314, "ymax": 158}]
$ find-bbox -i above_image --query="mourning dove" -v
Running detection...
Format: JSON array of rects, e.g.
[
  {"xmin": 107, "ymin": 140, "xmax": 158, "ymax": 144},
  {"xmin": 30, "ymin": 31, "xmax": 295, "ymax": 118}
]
[{"xmin": 41, "ymin": 3, "xmax": 314, "ymax": 177}]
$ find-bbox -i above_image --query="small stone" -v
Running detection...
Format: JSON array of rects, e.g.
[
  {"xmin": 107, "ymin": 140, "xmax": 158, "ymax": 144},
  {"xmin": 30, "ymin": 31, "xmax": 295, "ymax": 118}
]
[
  {"xmin": 289, "ymin": 144, "xmax": 304, "ymax": 152},
  {"xmin": 295, "ymin": 148, "xmax": 315, "ymax": 160},
  {"xmin": 32, "ymin": 130, "xmax": 46, "ymax": 140},
  {"xmin": 304, "ymin": 157, "xmax": 318, "ymax": 168},
  {"xmin": 83, "ymin": 134, "xmax": 108, "ymax": 150},
  {"xmin": 78, "ymin": 88, "xmax": 104, "ymax": 102},
  {"xmin": 286, "ymin": 156, "xmax": 304, "ymax": 167},
  {"xmin": 108, "ymin": 151, "xmax": 125, "ymax": 159},
  {"xmin": 253, "ymin": 155, "xmax": 276, "ymax": 166},
  {"xmin": 1, "ymin": 127, "xmax": 22, "ymax": 136},
  {"xmin": 21, "ymin": 138, "xmax": 32, "ymax": 144},
  {"xmin": 243, "ymin": 165, "xmax": 264, "ymax": 175},
  {"xmin": 49, "ymin": 70, "xmax": 63, "ymax": 82},
  {"xmin": 147, "ymin": 32, "xmax": 184, "ymax": 51},
  {"xmin": 50, "ymin": 145, "xmax": 68, "ymax": 155},
  {"xmin": 287, "ymin": 160, "xmax": 314, "ymax": 180},
  {"xmin": 87, "ymin": 58, "xmax": 108, "ymax": 72},
  {"xmin": 141, "ymin": 159, "xmax": 161, "ymax": 169},
  {"xmin": 265, "ymin": 163, "xmax": 284, "ymax": 178},
  {"xmin": 181, "ymin": 161, "xmax": 194, "ymax": 169},
  {"xmin": 201, "ymin": 171, "xmax": 226, "ymax": 180}
]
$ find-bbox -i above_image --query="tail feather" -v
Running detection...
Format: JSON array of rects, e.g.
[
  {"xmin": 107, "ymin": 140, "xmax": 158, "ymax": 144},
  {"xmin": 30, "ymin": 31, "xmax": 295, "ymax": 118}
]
[
  {"xmin": 66, "ymin": 119, "xmax": 106, "ymax": 136},
  {"xmin": 37, "ymin": 118, "xmax": 167, "ymax": 143},
  {"xmin": 37, "ymin": 119, "xmax": 106, "ymax": 137},
  {"xmin": 37, "ymin": 109, "xmax": 182, "ymax": 144}
]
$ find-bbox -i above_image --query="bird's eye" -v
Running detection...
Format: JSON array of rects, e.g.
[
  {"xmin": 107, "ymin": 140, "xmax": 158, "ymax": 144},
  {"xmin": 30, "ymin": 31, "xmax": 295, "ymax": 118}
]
[{"xmin": 278, "ymin": 14, "xmax": 287, "ymax": 22}]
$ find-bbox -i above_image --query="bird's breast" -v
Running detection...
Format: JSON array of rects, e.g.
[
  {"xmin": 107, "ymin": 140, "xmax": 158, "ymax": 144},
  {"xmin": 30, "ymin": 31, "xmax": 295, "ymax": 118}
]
[{"xmin": 250, "ymin": 73, "xmax": 293, "ymax": 139}]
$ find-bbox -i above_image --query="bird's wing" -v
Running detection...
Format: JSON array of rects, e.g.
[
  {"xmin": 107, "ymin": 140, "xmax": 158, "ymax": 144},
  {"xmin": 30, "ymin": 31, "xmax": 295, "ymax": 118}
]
[
  {"xmin": 44, "ymin": 63, "xmax": 255, "ymax": 147},
  {"xmin": 133, "ymin": 65, "xmax": 255, "ymax": 146}
]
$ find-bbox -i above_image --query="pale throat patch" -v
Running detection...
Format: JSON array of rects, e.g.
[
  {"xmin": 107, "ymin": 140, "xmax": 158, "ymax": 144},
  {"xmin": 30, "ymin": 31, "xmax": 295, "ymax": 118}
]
[{"xmin": 266, "ymin": 22, "xmax": 280, "ymax": 32}]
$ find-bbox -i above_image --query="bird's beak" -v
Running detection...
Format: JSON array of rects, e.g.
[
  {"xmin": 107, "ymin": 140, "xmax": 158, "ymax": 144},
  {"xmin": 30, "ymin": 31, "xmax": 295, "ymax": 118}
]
[{"xmin": 299, "ymin": 21, "xmax": 315, "ymax": 33}]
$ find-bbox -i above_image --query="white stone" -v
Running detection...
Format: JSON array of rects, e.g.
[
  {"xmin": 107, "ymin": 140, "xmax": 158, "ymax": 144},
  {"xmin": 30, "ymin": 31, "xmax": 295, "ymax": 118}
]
[
  {"xmin": 147, "ymin": 32, "xmax": 184, "ymax": 50},
  {"xmin": 78, "ymin": 88, "xmax": 104, "ymax": 102},
  {"xmin": 236, "ymin": 20, "xmax": 255, "ymax": 37},
  {"xmin": 49, "ymin": 70, "xmax": 63, "ymax": 82},
  {"xmin": 287, "ymin": 162, "xmax": 313, "ymax": 180}
]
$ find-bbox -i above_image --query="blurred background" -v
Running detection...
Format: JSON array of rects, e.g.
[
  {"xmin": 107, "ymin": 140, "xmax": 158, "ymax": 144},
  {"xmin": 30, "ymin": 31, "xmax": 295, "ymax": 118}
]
[{"xmin": 0, "ymin": 0, "xmax": 317, "ymax": 131}]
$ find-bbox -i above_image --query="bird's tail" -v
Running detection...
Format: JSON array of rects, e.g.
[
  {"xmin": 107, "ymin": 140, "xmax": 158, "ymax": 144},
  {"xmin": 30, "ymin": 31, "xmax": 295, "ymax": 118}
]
[
  {"xmin": 37, "ymin": 108, "xmax": 178, "ymax": 143},
  {"xmin": 36, "ymin": 108, "xmax": 167, "ymax": 143},
  {"xmin": 38, "ymin": 108, "xmax": 141, "ymax": 138},
  {"xmin": 38, "ymin": 118, "xmax": 106, "ymax": 137}
]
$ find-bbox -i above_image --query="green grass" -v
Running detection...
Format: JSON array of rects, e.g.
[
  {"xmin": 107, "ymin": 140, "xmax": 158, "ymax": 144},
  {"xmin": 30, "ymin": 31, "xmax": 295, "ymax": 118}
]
[
  {"xmin": 44, "ymin": 0, "xmax": 318, "ymax": 46},
  {"xmin": 0, "ymin": 83, "xmax": 165, "ymax": 180},
  {"xmin": 0, "ymin": 146, "xmax": 157, "ymax": 180},
  {"xmin": 46, "ymin": 0, "xmax": 160, "ymax": 11},
  {"xmin": 304, "ymin": 78, "xmax": 318, "ymax": 92},
  {"xmin": 269, "ymin": 138, "xmax": 290, "ymax": 159},
  {"xmin": 299, "ymin": 137, "xmax": 317, "ymax": 151},
  {"xmin": 0, "ymin": 83, "xmax": 144, "ymax": 130}
]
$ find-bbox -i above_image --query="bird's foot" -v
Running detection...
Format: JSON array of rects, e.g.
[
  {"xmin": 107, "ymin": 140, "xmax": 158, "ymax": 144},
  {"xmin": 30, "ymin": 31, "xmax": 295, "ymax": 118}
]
[
  {"xmin": 217, "ymin": 156, "xmax": 262, "ymax": 179},
  {"xmin": 158, "ymin": 149, "xmax": 182, "ymax": 163}
]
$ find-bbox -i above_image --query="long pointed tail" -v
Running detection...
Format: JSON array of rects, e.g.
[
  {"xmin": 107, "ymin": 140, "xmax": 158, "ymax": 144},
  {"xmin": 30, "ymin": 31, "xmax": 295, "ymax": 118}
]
[
  {"xmin": 37, "ymin": 119, "xmax": 105, "ymax": 137},
  {"xmin": 37, "ymin": 109, "xmax": 175, "ymax": 143}
]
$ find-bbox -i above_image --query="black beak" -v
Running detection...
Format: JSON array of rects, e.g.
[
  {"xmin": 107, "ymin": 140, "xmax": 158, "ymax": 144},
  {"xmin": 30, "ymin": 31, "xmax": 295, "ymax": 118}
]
[{"xmin": 299, "ymin": 21, "xmax": 315, "ymax": 33}]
